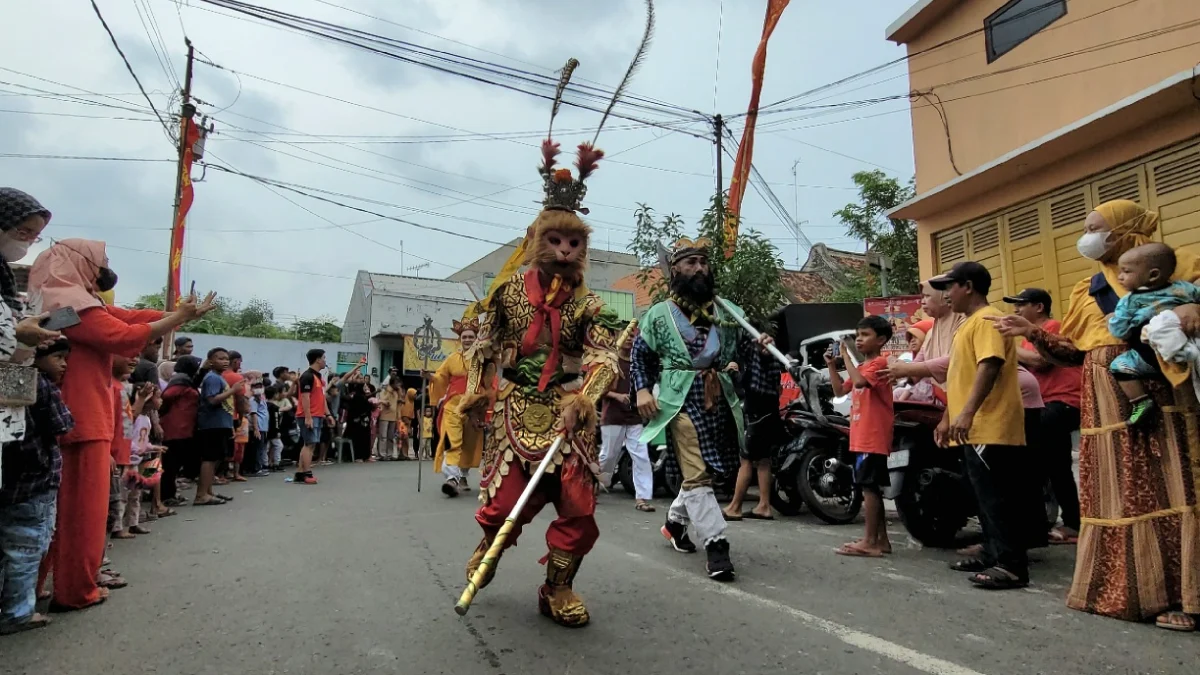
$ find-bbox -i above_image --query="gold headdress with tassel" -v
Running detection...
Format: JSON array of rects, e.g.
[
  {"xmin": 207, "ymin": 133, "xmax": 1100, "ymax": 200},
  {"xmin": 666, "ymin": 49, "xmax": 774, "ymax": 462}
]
[{"xmin": 462, "ymin": 0, "xmax": 656, "ymax": 322}]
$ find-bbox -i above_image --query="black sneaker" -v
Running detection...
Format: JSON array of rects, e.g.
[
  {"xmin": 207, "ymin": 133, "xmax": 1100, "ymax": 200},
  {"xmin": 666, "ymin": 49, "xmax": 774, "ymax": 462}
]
[
  {"xmin": 705, "ymin": 539, "xmax": 735, "ymax": 581},
  {"xmin": 661, "ymin": 519, "xmax": 696, "ymax": 553}
]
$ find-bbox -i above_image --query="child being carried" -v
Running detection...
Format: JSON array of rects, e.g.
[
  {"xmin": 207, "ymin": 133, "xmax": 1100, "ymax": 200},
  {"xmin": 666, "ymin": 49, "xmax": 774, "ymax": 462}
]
[{"xmin": 1107, "ymin": 242, "xmax": 1200, "ymax": 425}]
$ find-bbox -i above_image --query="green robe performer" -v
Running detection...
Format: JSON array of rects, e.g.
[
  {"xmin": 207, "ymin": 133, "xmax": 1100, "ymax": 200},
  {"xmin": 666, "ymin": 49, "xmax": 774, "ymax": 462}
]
[{"xmin": 630, "ymin": 237, "xmax": 776, "ymax": 581}]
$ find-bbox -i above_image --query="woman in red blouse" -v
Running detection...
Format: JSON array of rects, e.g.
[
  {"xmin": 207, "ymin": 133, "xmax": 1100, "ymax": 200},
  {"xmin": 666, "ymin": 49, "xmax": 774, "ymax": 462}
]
[{"xmin": 29, "ymin": 239, "xmax": 214, "ymax": 609}]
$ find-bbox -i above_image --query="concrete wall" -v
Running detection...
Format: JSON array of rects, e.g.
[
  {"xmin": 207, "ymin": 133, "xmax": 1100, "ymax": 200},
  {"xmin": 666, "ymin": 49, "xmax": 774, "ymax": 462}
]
[
  {"xmin": 901, "ymin": 0, "xmax": 1200, "ymax": 192},
  {"xmin": 174, "ymin": 333, "xmax": 366, "ymax": 377},
  {"xmin": 364, "ymin": 292, "xmax": 471, "ymax": 385}
]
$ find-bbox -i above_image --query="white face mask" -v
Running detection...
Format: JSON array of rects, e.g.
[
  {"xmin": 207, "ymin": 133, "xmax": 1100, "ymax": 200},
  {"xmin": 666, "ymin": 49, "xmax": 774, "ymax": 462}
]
[
  {"xmin": 1076, "ymin": 231, "xmax": 1112, "ymax": 260},
  {"xmin": 0, "ymin": 235, "xmax": 31, "ymax": 262}
]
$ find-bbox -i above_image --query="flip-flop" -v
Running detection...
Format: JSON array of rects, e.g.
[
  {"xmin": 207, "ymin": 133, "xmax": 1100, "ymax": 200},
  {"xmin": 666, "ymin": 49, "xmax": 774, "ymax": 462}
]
[
  {"xmin": 0, "ymin": 614, "xmax": 51, "ymax": 635},
  {"xmin": 635, "ymin": 501, "xmax": 657, "ymax": 512},
  {"xmin": 212, "ymin": 494, "xmax": 233, "ymax": 502},
  {"xmin": 192, "ymin": 499, "xmax": 224, "ymax": 506},
  {"xmin": 722, "ymin": 512, "xmax": 744, "ymax": 521},
  {"xmin": 1155, "ymin": 611, "xmax": 1197, "ymax": 632},
  {"xmin": 156, "ymin": 508, "xmax": 178, "ymax": 518},
  {"xmin": 743, "ymin": 512, "xmax": 775, "ymax": 520},
  {"xmin": 96, "ymin": 573, "xmax": 127, "ymax": 589},
  {"xmin": 835, "ymin": 545, "xmax": 883, "ymax": 558}
]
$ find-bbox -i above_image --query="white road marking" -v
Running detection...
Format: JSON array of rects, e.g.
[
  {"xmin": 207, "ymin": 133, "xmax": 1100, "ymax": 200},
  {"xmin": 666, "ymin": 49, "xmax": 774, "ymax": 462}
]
[{"xmin": 623, "ymin": 550, "xmax": 989, "ymax": 675}]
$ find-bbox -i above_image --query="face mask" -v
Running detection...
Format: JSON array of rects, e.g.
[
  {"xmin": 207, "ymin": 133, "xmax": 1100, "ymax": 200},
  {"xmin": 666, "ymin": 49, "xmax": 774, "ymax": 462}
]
[
  {"xmin": 96, "ymin": 267, "xmax": 118, "ymax": 292},
  {"xmin": 252, "ymin": 387, "xmax": 264, "ymax": 396},
  {"xmin": 1076, "ymin": 231, "xmax": 1112, "ymax": 260},
  {"xmin": 0, "ymin": 236, "xmax": 31, "ymax": 262}
]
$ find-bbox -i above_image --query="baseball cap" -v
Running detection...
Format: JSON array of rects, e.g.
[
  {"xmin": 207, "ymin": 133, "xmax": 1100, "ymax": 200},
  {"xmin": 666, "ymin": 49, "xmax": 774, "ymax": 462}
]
[
  {"xmin": 927, "ymin": 261, "xmax": 991, "ymax": 296},
  {"xmin": 1002, "ymin": 288, "xmax": 1052, "ymax": 311},
  {"xmin": 173, "ymin": 336, "xmax": 191, "ymax": 347}
]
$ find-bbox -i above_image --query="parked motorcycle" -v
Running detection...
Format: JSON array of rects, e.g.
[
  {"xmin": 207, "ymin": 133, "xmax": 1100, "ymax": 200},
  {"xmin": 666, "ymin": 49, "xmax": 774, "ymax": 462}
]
[
  {"xmin": 886, "ymin": 400, "xmax": 976, "ymax": 547},
  {"xmin": 770, "ymin": 360, "xmax": 862, "ymax": 524}
]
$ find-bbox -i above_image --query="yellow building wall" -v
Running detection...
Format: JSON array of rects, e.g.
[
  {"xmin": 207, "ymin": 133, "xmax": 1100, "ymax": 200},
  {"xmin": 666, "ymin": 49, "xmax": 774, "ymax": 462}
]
[
  {"xmin": 932, "ymin": 138, "xmax": 1200, "ymax": 312},
  {"xmin": 904, "ymin": 0, "xmax": 1200, "ymax": 193}
]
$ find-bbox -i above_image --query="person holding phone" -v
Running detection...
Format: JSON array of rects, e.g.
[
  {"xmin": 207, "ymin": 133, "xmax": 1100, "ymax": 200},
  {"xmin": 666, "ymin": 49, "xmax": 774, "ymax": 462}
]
[{"xmin": 26, "ymin": 239, "xmax": 215, "ymax": 610}]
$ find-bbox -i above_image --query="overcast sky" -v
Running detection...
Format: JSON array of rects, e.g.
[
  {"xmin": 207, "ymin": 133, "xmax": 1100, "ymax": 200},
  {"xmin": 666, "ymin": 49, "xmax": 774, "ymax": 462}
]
[{"xmin": 1, "ymin": 0, "xmax": 916, "ymax": 327}]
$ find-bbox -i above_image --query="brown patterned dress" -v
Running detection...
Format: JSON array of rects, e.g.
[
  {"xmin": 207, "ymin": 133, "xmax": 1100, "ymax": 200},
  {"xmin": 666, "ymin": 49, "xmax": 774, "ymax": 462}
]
[{"xmin": 1033, "ymin": 334, "xmax": 1200, "ymax": 621}]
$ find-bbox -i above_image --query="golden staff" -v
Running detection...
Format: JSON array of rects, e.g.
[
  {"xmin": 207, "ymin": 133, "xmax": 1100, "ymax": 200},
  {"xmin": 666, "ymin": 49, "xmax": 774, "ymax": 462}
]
[{"xmin": 455, "ymin": 319, "xmax": 638, "ymax": 616}]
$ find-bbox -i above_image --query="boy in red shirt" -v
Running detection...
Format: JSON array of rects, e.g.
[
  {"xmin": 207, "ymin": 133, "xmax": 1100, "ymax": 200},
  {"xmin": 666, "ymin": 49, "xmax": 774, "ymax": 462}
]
[{"xmin": 825, "ymin": 316, "xmax": 895, "ymax": 558}]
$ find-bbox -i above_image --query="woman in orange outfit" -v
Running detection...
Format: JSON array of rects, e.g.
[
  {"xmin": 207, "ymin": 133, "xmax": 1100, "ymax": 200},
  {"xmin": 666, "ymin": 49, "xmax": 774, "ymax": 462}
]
[{"xmin": 28, "ymin": 239, "xmax": 214, "ymax": 610}]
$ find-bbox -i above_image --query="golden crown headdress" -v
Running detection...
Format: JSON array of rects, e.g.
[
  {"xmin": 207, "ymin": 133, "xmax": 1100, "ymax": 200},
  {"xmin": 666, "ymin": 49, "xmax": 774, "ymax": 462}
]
[
  {"xmin": 452, "ymin": 317, "xmax": 479, "ymax": 336},
  {"xmin": 670, "ymin": 237, "xmax": 713, "ymax": 264}
]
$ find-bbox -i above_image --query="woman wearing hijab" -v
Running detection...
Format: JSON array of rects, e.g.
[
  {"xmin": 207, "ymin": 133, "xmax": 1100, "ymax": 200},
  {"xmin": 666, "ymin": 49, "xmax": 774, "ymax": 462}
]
[
  {"xmin": 27, "ymin": 239, "xmax": 215, "ymax": 610},
  {"xmin": 883, "ymin": 282, "xmax": 965, "ymax": 405},
  {"xmin": 993, "ymin": 200, "xmax": 1200, "ymax": 630},
  {"xmin": 906, "ymin": 319, "xmax": 935, "ymax": 356},
  {"xmin": 0, "ymin": 189, "xmax": 62, "ymax": 443},
  {"xmin": 341, "ymin": 379, "xmax": 374, "ymax": 463}
]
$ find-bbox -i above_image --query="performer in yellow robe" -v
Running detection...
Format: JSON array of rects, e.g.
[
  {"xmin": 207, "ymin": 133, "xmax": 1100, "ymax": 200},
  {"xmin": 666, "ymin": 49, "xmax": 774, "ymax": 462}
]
[{"xmin": 431, "ymin": 319, "xmax": 483, "ymax": 497}]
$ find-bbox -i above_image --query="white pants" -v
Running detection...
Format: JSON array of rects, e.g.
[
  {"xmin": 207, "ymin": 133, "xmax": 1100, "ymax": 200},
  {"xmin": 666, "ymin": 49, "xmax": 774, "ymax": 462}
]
[
  {"xmin": 443, "ymin": 465, "xmax": 470, "ymax": 481},
  {"xmin": 114, "ymin": 482, "xmax": 141, "ymax": 532},
  {"xmin": 599, "ymin": 424, "xmax": 654, "ymax": 500},
  {"xmin": 667, "ymin": 487, "xmax": 726, "ymax": 548}
]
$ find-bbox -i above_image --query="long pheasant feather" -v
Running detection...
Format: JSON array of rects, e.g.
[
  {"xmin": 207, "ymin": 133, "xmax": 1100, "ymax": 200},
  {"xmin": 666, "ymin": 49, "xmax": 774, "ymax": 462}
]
[
  {"xmin": 548, "ymin": 58, "xmax": 579, "ymax": 138},
  {"xmin": 591, "ymin": 0, "xmax": 655, "ymax": 144}
]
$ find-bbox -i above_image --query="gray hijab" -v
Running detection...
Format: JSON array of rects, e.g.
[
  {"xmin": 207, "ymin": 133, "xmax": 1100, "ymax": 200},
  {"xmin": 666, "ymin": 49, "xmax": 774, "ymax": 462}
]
[{"xmin": 0, "ymin": 187, "xmax": 51, "ymax": 312}]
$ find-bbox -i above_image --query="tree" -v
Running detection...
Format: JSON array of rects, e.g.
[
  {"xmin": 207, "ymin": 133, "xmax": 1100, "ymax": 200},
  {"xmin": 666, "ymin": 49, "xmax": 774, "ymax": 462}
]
[
  {"xmin": 130, "ymin": 290, "xmax": 342, "ymax": 342},
  {"xmin": 630, "ymin": 193, "xmax": 788, "ymax": 323},
  {"xmin": 827, "ymin": 170, "xmax": 919, "ymax": 302}
]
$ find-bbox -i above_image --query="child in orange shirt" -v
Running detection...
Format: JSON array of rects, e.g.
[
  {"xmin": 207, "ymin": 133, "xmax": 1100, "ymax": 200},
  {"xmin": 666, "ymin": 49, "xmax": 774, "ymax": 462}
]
[{"xmin": 826, "ymin": 316, "xmax": 895, "ymax": 558}]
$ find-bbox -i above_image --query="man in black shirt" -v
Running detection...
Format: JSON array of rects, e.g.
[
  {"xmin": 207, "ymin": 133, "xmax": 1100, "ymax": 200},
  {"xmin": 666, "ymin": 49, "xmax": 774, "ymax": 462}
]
[{"xmin": 131, "ymin": 337, "xmax": 164, "ymax": 387}]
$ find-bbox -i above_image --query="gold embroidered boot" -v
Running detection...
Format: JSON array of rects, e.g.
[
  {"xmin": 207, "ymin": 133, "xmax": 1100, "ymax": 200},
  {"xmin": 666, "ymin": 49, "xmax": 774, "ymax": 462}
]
[
  {"xmin": 465, "ymin": 536, "xmax": 496, "ymax": 590},
  {"xmin": 538, "ymin": 548, "xmax": 589, "ymax": 627}
]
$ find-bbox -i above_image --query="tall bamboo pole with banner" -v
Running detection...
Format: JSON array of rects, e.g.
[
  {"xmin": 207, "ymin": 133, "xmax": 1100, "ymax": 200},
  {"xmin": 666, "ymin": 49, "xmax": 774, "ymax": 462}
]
[
  {"xmin": 455, "ymin": 320, "xmax": 639, "ymax": 616},
  {"xmin": 413, "ymin": 316, "xmax": 441, "ymax": 492}
]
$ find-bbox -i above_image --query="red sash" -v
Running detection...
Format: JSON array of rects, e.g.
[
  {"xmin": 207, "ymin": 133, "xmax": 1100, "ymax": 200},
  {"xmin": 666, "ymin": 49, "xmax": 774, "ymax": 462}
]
[{"xmin": 521, "ymin": 269, "xmax": 572, "ymax": 392}]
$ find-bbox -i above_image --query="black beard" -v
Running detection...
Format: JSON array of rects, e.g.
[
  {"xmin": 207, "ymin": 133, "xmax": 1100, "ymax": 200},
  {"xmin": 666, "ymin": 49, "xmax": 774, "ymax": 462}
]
[{"xmin": 670, "ymin": 270, "xmax": 715, "ymax": 303}]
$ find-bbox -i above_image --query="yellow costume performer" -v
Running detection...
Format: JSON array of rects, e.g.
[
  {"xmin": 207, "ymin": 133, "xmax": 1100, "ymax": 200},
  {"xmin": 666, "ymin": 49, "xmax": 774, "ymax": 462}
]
[{"xmin": 432, "ymin": 318, "xmax": 484, "ymax": 496}]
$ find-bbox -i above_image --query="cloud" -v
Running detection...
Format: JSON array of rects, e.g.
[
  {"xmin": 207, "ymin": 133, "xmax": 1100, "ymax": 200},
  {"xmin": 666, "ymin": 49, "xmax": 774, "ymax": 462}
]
[{"xmin": 1, "ymin": 0, "xmax": 914, "ymax": 323}]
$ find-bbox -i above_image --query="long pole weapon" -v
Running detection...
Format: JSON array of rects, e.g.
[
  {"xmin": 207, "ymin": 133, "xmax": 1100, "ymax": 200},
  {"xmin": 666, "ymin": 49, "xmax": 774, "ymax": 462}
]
[
  {"xmin": 413, "ymin": 316, "xmax": 441, "ymax": 492},
  {"xmin": 713, "ymin": 296, "xmax": 793, "ymax": 369},
  {"xmin": 455, "ymin": 320, "xmax": 639, "ymax": 616}
]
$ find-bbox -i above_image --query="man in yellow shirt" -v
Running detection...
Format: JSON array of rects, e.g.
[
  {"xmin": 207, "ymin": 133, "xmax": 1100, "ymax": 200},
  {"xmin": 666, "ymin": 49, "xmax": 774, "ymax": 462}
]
[{"xmin": 929, "ymin": 261, "xmax": 1029, "ymax": 590}]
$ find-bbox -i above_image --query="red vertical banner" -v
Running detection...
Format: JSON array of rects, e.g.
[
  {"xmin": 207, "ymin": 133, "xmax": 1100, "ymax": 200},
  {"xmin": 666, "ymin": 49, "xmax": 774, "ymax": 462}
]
[
  {"xmin": 724, "ymin": 0, "xmax": 791, "ymax": 257},
  {"xmin": 168, "ymin": 117, "xmax": 200, "ymax": 304}
]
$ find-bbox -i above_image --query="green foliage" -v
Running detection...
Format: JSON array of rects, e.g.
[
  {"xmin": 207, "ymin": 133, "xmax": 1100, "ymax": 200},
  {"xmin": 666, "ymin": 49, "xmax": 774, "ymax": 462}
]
[
  {"xmin": 131, "ymin": 290, "xmax": 343, "ymax": 342},
  {"xmin": 630, "ymin": 193, "xmax": 788, "ymax": 323},
  {"xmin": 828, "ymin": 170, "xmax": 919, "ymax": 302}
]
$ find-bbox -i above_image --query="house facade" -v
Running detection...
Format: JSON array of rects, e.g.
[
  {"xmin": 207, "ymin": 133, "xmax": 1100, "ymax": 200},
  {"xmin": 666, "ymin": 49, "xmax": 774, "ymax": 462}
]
[
  {"xmin": 341, "ymin": 271, "xmax": 476, "ymax": 383},
  {"xmin": 888, "ymin": 0, "xmax": 1200, "ymax": 309}
]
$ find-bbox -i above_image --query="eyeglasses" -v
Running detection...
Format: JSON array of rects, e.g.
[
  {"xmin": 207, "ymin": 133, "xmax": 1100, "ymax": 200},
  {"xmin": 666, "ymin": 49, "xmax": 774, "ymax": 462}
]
[{"xmin": 8, "ymin": 229, "xmax": 43, "ymax": 243}]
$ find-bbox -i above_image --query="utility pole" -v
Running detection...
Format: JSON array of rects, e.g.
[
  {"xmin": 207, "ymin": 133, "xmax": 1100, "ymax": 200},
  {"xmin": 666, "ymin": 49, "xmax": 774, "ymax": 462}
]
[
  {"xmin": 163, "ymin": 39, "xmax": 195, "ymax": 361},
  {"xmin": 165, "ymin": 39, "xmax": 195, "ymax": 313},
  {"xmin": 713, "ymin": 114, "xmax": 724, "ymax": 198}
]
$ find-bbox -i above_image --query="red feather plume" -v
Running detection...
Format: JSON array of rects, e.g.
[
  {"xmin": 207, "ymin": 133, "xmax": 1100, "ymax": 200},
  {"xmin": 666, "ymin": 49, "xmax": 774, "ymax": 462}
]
[
  {"xmin": 541, "ymin": 139, "xmax": 561, "ymax": 174},
  {"xmin": 575, "ymin": 142, "xmax": 604, "ymax": 180}
]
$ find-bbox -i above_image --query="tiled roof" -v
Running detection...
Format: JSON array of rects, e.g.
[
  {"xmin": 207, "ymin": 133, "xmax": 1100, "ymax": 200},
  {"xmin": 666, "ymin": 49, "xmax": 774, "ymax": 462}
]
[{"xmin": 364, "ymin": 272, "xmax": 477, "ymax": 303}]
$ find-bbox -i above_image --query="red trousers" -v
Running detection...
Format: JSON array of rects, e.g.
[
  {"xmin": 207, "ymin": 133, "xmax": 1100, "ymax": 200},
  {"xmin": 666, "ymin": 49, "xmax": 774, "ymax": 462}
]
[
  {"xmin": 475, "ymin": 454, "xmax": 599, "ymax": 556},
  {"xmin": 38, "ymin": 440, "xmax": 109, "ymax": 608}
]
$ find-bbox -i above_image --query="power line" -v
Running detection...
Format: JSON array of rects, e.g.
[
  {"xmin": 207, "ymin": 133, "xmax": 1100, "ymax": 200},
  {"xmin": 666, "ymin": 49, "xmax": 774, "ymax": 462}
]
[
  {"xmin": 88, "ymin": 0, "xmax": 173, "ymax": 138},
  {"xmin": 0, "ymin": 152, "xmax": 175, "ymax": 162}
]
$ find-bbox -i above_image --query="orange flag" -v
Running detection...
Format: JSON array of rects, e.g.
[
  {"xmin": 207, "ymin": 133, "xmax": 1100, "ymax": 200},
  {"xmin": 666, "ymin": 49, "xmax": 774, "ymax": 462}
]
[
  {"xmin": 724, "ymin": 0, "xmax": 791, "ymax": 257},
  {"xmin": 168, "ymin": 117, "xmax": 200, "ymax": 304}
]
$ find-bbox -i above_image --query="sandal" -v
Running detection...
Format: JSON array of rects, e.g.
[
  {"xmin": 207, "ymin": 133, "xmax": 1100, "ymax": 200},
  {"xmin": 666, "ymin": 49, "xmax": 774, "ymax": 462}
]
[
  {"xmin": 722, "ymin": 511, "xmax": 744, "ymax": 522},
  {"xmin": 97, "ymin": 572, "xmax": 127, "ymax": 589},
  {"xmin": 1048, "ymin": 528, "xmax": 1078, "ymax": 545},
  {"xmin": 950, "ymin": 558, "xmax": 989, "ymax": 573},
  {"xmin": 1155, "ymin": 611, "xmax": 1197, "ymax": 632},
  {"xmin": 0, "ymin": 613, "xmax": 52, "ymax": 634},
  {"xmin": 50, "ymin": 588, "xmax": 108, "ymax": 613},
  {"xmin": 635, "ymin": 500, "xmax": 656, "ymax": 512},
  {"xmin": 956, "ymin": 543, "xmax": 984, "ymax": 557},
  {"xmin": 156, "ymin": 508, "xmax": 178, "ymax": 518},
  {"xmin": 743, "ymin": 511, "xmax": 775, "ymax": 521},
  {"xmin": 835, "ymin": 544, "xmax": 884, "ymax": 558},
  {"xmin": 212, "ymin": 494, "xmax": 233, "ymax": 502},
  {"xmin": 969, "ymin": 566, "xmax": 1028, "ymax": 590},
  {"xmin": 129, "ymin": 525, "xmax": 151, "ymax": 535},
  {"xmin": 192, "ymin": 498, "xmax": 225, "ymax": 506}
]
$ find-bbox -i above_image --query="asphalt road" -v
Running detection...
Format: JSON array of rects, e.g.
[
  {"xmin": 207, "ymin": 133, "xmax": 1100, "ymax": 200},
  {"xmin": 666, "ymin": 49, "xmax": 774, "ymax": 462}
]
[{"xmin": 4, "ymin": 462, "xmax": 1197, "ymax": 675}]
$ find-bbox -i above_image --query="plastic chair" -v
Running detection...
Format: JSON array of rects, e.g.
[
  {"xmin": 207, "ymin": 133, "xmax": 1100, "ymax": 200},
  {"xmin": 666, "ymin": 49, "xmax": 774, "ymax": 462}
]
[{"xmin": 332, "ymin": 437, "xmax": 354, "ymax": 463}]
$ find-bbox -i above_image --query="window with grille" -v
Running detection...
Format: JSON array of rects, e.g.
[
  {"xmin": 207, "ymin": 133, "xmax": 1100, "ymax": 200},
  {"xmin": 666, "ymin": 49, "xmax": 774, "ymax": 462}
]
[
  {"xmin": 985, "ymin": 0, "xmax": 1066, "ymax": 63},
  {"xmin": 595, "ymin": 289, "xmax": 635, "ymax": 322}
]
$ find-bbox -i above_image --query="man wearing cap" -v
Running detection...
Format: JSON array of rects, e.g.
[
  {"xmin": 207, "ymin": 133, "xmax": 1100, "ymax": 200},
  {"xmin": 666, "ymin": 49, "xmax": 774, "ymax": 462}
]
[
  {"xmin": 929, "ymin": 261, "xmax": 1029, "ymax": 590},
  {"xmin": 172, "ymin": 336, "xmax": 193, "ymax": 359},
  {"xmin": 1003, "ymin": 288, "xmax": 1082, "ymax": 544}
]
